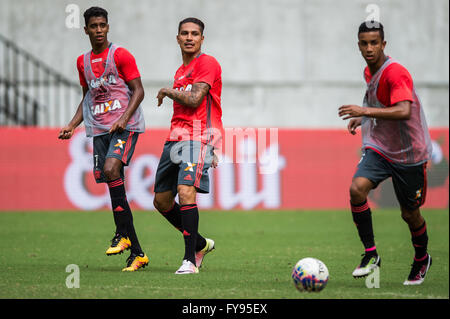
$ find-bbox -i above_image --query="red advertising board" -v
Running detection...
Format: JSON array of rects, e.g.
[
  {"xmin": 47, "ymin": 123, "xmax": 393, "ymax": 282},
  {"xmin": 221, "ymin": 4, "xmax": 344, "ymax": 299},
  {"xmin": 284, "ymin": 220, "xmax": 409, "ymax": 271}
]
[{"xmin": 0, "ymin": 127, "xmax": 448, "ymax": 211}]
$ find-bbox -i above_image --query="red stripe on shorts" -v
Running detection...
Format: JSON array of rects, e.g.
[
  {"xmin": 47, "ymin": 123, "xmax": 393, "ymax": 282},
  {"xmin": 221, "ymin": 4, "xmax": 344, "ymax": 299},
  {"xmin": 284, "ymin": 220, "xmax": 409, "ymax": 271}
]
[
  {"xmin": 122, "ymin": 131, "xmax": 134, "ymax": 163},
  {"xmin": 194, "ymin": 143, "xmax": 207, "ymax": 189},
  {"xmin": 421, "ymin": 162, "xmax": 428, "ymax": 206}
]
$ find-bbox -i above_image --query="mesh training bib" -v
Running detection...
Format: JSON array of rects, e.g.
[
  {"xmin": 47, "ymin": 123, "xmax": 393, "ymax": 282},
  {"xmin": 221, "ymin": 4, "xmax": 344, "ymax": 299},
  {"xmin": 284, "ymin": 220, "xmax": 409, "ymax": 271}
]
[
  {"xmin": 82, "ymin": 43, "xmax": 145, "ymax": 137},
  {"xmin": 361, "ymin": 58, "xmax": 432, "ymax": 165}
]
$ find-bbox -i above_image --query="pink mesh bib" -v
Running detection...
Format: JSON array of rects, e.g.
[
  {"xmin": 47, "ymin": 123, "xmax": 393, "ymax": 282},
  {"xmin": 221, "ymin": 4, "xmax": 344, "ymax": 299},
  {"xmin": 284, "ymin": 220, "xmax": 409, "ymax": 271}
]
[
  {"xmin": 82, "ymin": 44, "xmax": 145, "ymax": 137},
  {"xmin": 361, "ymin": 58, "xmax": 432, "ymax": 165}
]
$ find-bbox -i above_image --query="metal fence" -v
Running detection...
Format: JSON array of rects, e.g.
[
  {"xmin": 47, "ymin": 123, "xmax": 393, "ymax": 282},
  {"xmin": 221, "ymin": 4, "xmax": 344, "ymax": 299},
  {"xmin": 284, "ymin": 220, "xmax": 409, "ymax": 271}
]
[{"xmin": 0, "ymin": 33, "xmax": 81, "ymax": 127}]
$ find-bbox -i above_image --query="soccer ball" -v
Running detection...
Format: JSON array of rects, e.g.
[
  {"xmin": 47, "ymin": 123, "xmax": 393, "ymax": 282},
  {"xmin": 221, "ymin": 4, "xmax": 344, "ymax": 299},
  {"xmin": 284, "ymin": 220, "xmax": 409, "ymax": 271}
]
[{"xmin": 292, "ymin": 257, "xmax": 329, "ymax": 292}]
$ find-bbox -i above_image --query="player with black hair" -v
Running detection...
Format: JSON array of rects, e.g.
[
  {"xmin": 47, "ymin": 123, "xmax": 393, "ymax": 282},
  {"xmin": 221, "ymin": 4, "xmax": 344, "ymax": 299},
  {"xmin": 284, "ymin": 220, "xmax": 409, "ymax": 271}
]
[
  {"xmin": 178, "ymin": 17, "xmax": 205, "ymax": 34},
  {"xmin": 358, "ymin": 20, "xmax": 384, "ymax": 40},
  {"xmin": 59, "ymin": 6, "xmax": 149, "ymax": 271},
  {"xmin": 83, "ymin": 6, "xmax": 108, "ymax": 26},
  {"xmin": 154, "ymin": 17, "xmax": 222, "ymax": 274},
  {"xmin": 338, "ymin": 21, "xmax": 433, "ymax": 285}
]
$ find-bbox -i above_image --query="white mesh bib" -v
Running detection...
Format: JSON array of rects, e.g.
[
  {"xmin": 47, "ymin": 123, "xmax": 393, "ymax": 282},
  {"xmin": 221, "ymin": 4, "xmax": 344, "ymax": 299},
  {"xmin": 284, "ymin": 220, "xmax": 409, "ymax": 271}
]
[
  {"xmin": 361, "ymin": 58, "xmax": 432, "ymax": 165},
  {"xmin": 82, "ymin": 44, "xmax": 145, "ymax": 137}
]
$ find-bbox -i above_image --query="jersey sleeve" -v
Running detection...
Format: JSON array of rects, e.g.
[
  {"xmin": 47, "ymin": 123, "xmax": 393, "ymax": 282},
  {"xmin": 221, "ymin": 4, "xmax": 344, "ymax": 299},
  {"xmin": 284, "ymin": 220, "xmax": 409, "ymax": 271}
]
[
  {"xmin": 76, "ymin": 55, "xmax": 88, "ymax": 88},
  {"xmin": 114, "ymin": 47, "xmax": 141, "ymax": 83},
  {"xmin": 193, "ymin": 55, "xmax": 221, "ymax": 87},
  {"xmin": 386, "ymin": 64, "xmax": 414, "ymax": 106},
  {"xmin": 363, "ymin": 66, "xmax": 372, "ymax": 84}
]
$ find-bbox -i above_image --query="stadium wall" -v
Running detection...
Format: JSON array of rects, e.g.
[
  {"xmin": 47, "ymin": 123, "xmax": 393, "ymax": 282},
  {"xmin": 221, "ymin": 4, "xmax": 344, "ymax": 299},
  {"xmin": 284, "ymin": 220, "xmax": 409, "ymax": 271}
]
[
  {"xmin": 0, "ymin": 0, "xmax": 448, "ymax": 128},
  {"xmin": 0, "ymin": 127, "xmax": 448, "ymax": 211}
]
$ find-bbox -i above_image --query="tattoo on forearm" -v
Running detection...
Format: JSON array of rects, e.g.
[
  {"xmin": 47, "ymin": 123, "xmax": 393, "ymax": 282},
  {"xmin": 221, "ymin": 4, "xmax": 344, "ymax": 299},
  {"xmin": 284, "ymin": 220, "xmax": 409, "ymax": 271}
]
[{"xmin": 168, "ymin": 82, "xmax": 210, "ymax": 107}]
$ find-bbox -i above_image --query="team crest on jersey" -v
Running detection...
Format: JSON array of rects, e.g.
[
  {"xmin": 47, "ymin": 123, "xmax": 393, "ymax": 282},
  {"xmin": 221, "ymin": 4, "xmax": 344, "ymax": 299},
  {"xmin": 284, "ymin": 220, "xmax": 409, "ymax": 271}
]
[
  {"xmin": 91, "ymin": 99, "xmax": 122, "ymax": 115},
  {"xmin": 90, "ymin": 74, "xmax": 117, "ymax": 88},
  {"xmin": 175, "ymin": 84, "xmax": 192, "ymax": 92}
]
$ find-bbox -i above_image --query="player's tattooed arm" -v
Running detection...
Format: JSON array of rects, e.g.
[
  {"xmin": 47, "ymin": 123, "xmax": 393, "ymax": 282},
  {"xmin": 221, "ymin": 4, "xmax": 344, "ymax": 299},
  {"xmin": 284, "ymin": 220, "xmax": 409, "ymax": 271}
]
[{"xmin": 157, "ymin": 82, "xmax": 210, "ymax": 108}]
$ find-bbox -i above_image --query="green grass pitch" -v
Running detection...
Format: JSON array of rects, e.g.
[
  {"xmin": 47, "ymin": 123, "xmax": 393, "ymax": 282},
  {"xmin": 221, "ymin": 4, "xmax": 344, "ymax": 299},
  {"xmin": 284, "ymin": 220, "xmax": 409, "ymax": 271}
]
[{"xmin": 0, "ymin": 209, "xmax": 448, "ymax": 299}]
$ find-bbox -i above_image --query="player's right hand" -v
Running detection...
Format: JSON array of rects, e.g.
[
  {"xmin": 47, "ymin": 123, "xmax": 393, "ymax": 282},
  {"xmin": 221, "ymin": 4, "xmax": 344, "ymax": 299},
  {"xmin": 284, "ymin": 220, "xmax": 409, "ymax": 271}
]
[
  {"xmin": 348, "ymin": 118, "xmax": 362, "ymax": 135},
  {"xmin": 58, "ymin": 126, "xmax": 74, "ymax": 139}
]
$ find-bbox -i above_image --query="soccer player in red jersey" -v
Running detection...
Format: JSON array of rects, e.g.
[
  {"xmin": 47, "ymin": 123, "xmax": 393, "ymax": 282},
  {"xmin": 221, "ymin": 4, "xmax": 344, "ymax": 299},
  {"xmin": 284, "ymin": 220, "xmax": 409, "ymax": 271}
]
[
  {"xmin": 154, "ymin": 17, "xmax": 222, "ymax": 274},
  {"xmin": 58, "ymin": 7, "xmax": 149, "ymax": 271},
  {"xmin": 339, "ymin": 22, "xmax": 433, "ymax": 285}
]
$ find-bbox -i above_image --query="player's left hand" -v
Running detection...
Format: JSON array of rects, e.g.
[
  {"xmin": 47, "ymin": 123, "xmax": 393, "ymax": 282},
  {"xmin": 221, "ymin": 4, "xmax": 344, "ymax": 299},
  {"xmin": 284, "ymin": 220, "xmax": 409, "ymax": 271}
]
[
  {"xmin": 338, "ymin": 105, "xmax": 366, "ymax": 120},
  {"xmin": 212, "ymin": 153, "xmax": 219, "ymax": 168},
  {"xmin": 58, "ymin": 126, "xmax": 74, "ymax": 139},
  {"xmin": 157, "ymin": 88, "xmax": 168, "ymax": 107},
  {"xmin": 109, "ymin": 117, "xmax": 127, "ymax": 134}
]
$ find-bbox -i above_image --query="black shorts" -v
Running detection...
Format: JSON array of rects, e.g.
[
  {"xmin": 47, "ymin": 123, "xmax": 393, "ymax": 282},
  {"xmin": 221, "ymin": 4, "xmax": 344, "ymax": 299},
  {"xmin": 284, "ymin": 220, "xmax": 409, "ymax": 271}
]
[
  {"xmin": 92, "ymin": 130, "xmax": 139, "ymax": 183},
  {"xmin": 354, "ymin": 148, "xmax": 428, "ymax": 211},
  {"xmin": 154, "ymin": 140, "xmax": 214, "ymax": 196}
]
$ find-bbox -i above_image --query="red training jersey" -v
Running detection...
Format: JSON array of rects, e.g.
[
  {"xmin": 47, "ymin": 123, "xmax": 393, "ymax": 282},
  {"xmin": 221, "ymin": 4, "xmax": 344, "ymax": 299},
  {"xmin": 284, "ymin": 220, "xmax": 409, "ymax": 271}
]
[
  {"xmin": 364, "ymin": 59, "xmax": 414, "ymax": 107},
  {"xmin": 77, "ymin": 45, "xmax": 140, "ymax": 87},
  {"xmin": 361, "ymin": 57, "xmax": 432, "ymax": 164},
  {"xmin": 168, "ymin": 53, "xmax": 223, "ymax": 148}
]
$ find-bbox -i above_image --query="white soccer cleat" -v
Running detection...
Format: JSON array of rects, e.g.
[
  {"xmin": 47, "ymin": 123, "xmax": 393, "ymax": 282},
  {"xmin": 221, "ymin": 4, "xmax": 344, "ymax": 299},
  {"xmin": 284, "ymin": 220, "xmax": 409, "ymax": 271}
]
[
  {"xmin": 175, "ymin": 259, "xmax": 199, "ymax": 275},
  {"xmin": 195, "ymin": 238, "xmax": 215, "ymax": 268},
  {"xmin": 352, "ymin": 254, "xmax": 381, "ymax": 278}
]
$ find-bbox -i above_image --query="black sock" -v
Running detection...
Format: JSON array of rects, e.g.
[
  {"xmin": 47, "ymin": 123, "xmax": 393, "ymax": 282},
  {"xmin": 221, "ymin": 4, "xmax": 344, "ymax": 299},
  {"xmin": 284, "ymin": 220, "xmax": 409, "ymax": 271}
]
[
  {"xmin": 159, "ymin": 202, "xmax": 206, "ymax": 251},
  {"xmin": 108, "ymin": 178, "xmax": 143, "ymax": 255},
  {"xmin": 351, "ymin": 200, "xmax": 377, "ymax": 255},
  {"xmin": 108, "ymin": 178, "xmax": 128, "ymax": 236},
  {"xmin": 125, "ymin": 209, "xmax": 144, "ymax": 255},
  {"xmin": 410, "ymin": 221, "xmax": 428, "ymax": 261},
  {"xmin": 180, "ymin": 204, "xmax": 199, "ymax": 265}
]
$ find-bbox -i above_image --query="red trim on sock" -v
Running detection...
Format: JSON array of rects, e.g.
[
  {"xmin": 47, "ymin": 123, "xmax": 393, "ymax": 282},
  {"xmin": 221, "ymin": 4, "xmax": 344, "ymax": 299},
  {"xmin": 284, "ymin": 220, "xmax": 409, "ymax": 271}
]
[
  {"xmin": 351, "ymin": 202, "xmax": 370, "ymax": 213},
  {"xmin": 414, "ymin": 253, "xmax": 428, "ymax": 262},
  {"xmin": 411, "ymin": 223, "xmax": 427, "ymax": 237},
  {"xmin": 108, "ymin": 178, "xmax": 124, "ymax": 188},
  {"xmin": 180, "ymin": 204, "xmax": 197, "ymax": 211},
  {"xmin": 161, "ymin": 202, "xmax": 176, "ymax": 214}
]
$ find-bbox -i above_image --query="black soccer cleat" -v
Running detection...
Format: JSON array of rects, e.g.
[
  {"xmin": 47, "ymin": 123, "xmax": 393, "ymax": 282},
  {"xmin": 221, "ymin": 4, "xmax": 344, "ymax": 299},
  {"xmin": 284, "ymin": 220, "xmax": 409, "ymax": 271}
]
[{"xmin": 403, "ymin": 254, "xmax": 432, "ymax": 285}]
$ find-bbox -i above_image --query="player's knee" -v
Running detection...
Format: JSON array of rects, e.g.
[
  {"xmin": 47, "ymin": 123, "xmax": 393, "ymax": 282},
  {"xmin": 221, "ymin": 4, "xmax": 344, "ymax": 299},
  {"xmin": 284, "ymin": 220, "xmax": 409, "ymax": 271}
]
[
  {"xmin": 401, "ymin": 207, "xmax": 419, "ymax": 224},
  {"xmin": 153, "ymin": 195, "xmax": 170, "ymax": 213},
  {"xmin": 177, "ymin": 186, "xmax": 196, "ymax": 205},
  {"xmin": 349, "ymin": 183, "xmax": 367, "ymax": 203},
  {"xmin": 153, "ymin": 197, "xmax": 163, "ymax": 212},
  {"xmin": 401, "ymin": 210, "xmax": 412, "ymax": 223},
  {"xmin": 103, "ymin": 163, "xmax": 120, "ymax": 181},
  {"xmin": 153, "ymin": 198, "xmax": 160, "ymax": 212}
]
